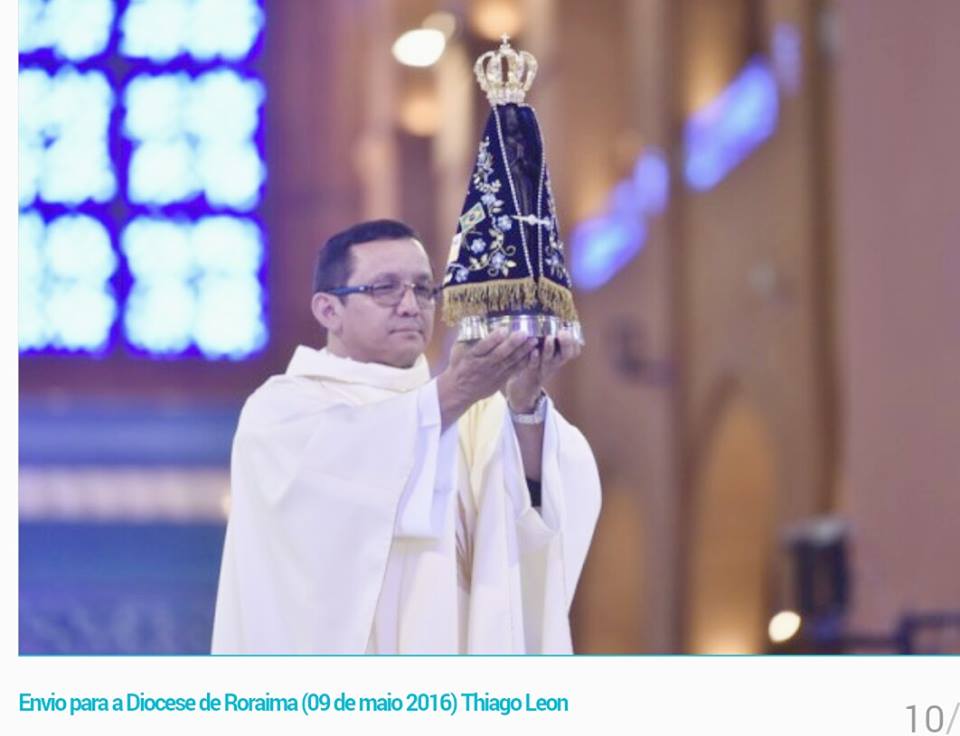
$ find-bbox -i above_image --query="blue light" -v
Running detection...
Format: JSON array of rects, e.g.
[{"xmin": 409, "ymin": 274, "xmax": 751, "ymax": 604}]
[
  {"xmin": 193, "ymin": 275, "xmax": 266, "ymax": 359},
  {"xmin": 128, "ymin": 139, "xmax": 199, "ymax": 205},
  {"xmin": 19, "ymin": 214, "xmax": 118, "ymax": 353},
  {"xmin": 633, "ymin": 148, "xmax": 670, "ymax": 215},
  {"xmin": 571, "ymin": 216, "xmax": 646, "ymax": 292},
  {"xmin": 572, "ymin": 54, "xmax": 785, "ymax": 291},
  {"xmin": 121, "ymin": 0, "xmax": 263, "ymax": 62},
  {"xmin": 124, "ymin": 282, "xmax": 196, "ymax": 354},
  {"xmin": 120, "ymin": 0, "xmax": 193, "ymax": 62},
  {"xmin": 188, "ymin": 0, "xmax": 264, "ymax": 61},
  {"xmin": 121, "ymin": 216, "xmax": 266, "ymax": 358},
  {"xmin": 122, "ymin": 218, "xmax": 194, "ymax": 281},
  {"xmin": 46, "ymin": 214, "xmax": 117, "ymax": 282},
  {"xmin": 570, "ymin": 149, "xmax": 666, "ymax": 291},
  {"xmin": 124, "ymin": 69, "xmax": 265, "ymax": 209},
  {"xmin": 18, "ymin": 69, "xmax": 49, "ymax": 207},
  {"xmin": 19, "ymin": 214, "xmax": 45, "ymax": 286},
  {"xmin": 772, "ymin": 23, "xmax": 803, "ymax": 96},
  {"xmin": 17, "ymin": 3, "xmax": 272, "ymax": 360},
  {"xmin": 196, "ymin": 141, "xmax": 264, "ymax": 210},
  {"xmin": 19, "ymin": 67, "xmax": 116, "ymax": 206},
  {"xmin": 19, "ymin": 213, "xmax": 48, "ymax": 350},
  {"xmin": 124, "ymin": 73, "xmax": 191, "ymax": 141},
  {"xmin": 611, "ymin": 181, "xmax": 642, "ymax": 220},
  {"xmin": 121, "ymin": 67, "xmax": 267, "ymax": 348},
  {"xmin": 117, "ymin": 8, "xmax": 268, "ymax": 360},
  {"xmin": 46, "ymin": 283, "xmax": 118, "ymax": 351},
  {"xmin": 19, "ymin": 0, "xmax": 115, "ymax": 60},
  {"xmin": 186, "ymin": 70, "xmax": 264, "ymax": 141},
  {"xmin": 192, "ymin": 217, "xmax": 263, "ymax": 274},
  {"xmin": 684, "ymin": 58, "xmax": 779, "ymax": 191}
]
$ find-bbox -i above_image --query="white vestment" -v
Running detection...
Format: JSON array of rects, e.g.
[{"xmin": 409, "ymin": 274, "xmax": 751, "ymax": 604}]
[{"xmin": 211, "ymin": 345, "xmax": 601, "ymax": 654}]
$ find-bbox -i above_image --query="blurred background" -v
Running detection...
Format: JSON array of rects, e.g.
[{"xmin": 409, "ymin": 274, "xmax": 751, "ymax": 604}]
[{"xmin": 18, "ymin": 0, "xmax": 959, "ymax": 654}]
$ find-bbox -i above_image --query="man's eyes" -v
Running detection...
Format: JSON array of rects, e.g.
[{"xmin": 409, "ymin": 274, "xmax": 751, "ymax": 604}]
[
  {"xmin": 371, "ymin": 282, "xmax": 432, "ymax": 293},
  {"xmin": 370, "ymin": 282, "xmax": 404, "ymax": 294}
]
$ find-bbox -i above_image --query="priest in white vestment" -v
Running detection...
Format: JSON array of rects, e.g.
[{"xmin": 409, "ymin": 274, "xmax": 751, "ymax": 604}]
[{"xmin": 212, "ymin": 220, "xmax": 601, "ymax": 654}]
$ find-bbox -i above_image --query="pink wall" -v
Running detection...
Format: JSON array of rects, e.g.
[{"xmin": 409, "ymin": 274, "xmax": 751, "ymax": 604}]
[{"xmin": 836, "ymin": 0, "xmax": 960, "ymax": 633}]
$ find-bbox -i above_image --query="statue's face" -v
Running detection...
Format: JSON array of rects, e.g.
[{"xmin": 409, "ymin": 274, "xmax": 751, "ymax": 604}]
[
  {"xmin": 503, "ymin": 104, "xmax": 520, "ymax": 133},
  {"xmin": 314, "ymin": 238, "xmax": 436, "ymax": 369}
]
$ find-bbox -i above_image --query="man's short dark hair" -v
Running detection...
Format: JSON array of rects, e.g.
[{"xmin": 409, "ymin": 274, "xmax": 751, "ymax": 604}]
[{"xmin": 313, "ymin": 219, "xmax": 420, "ymax": 294}]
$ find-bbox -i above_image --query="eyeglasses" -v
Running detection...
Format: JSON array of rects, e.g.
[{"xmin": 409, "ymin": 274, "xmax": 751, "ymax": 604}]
[{"xmin": 325, "ymin": 280, "xmax": 441, "ymax": 308}]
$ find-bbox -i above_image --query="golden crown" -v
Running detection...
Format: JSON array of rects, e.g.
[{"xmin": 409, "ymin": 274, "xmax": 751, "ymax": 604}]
[{"xmin": 473, "ymin": 35, "xmax": 538, "ymax": 106}]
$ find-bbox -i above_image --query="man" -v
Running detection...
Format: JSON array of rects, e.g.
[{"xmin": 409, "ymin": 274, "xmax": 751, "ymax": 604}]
[{"xmin": 212, "ymin": 219, "xmax": 601, "ymax": 654}]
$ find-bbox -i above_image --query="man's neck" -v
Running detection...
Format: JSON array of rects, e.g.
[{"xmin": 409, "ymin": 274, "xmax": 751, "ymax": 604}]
[{"xmin": 325, "ymin": 340, "xmax": 417, "ymax": 370}]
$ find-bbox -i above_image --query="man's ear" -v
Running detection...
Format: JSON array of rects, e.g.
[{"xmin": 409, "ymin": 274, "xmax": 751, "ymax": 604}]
[{"xmin": 311, "ymin": 292, "xmax": 342, "ymax": 334}]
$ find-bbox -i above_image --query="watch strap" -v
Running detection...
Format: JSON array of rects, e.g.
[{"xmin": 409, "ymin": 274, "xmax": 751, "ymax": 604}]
[{"xmin": 508, "ymin": 391, "xmax": 547, "ymax": 424}]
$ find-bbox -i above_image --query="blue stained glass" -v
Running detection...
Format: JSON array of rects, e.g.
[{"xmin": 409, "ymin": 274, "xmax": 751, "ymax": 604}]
[
  {"xmin": 19, "ymin": 0, "xmax": 115, "ymax": 60},
  {"xmin": 186, "ymin": 70, "xmax": 264, "ymax": 141},
  {"xmin": 120, "ymin": 0, "xmax": 192, "ymax": 62},
  {"xmin": 193, "ymin": 275, "xmax": 266, "ymax": 359},
  {"xmin": 46, "ymin": 214, "xmax": 117, "ymax": 281},
  {"xmin": 121, "ymin": 216, "xmax": 265, "ymax": 358},
  {"xmin": 19, "ymin": 1, "xmax": 269, "ymax": 359},
  {"xmin": 124, "ymin": 73, "xmax": 192, "ymax": 142},
  {"xmin": 19, "ymin": 68, "xmax": 116, "ymax": 207},
  {"xmin": 124, "ymin": 70, "xmax": 265, "ymax": 209},
  {"xmin": 195, "ymin": 141, "xmax": 264, "ymax": 210},
  {"xmin": 124, "ymin": 281, "xmax": 196, "ymax": 354},
  {"xmin": 46, "ymin": 283, "xmax": 118, "ymax": 351},
  {"xmin": 19, "ymin": 213, "xmax": 49, "ymax": 351},
  {"xmin": 192, "ymin": 217, "xmax": 263, "ymax": 275},
  {"xmin": 19, "ymin": 214, "xmax": 118, "ymax": 353},
  {"xmin": 188, "ymin": 0, "xmax": 264, "ymax": 60},
  {"xmin": 128, "ymin": 139, "xmax": 199, "ymax": 205},
  {"xmin": 122, "ymin": 218, "xmax": 194, "ymax": 281},
  {"xmin": 121, "ymin": 0, "xmax": 263, "ymax": 62}
]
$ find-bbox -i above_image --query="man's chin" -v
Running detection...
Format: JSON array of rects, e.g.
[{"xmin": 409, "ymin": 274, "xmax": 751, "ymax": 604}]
[
  {"xmin": 383, "ymin": 353, "xmax": 421, "ymax": 369},
  {"xmin": 382, "ymin": 334, "xmax": 425, "ymax": 368}
]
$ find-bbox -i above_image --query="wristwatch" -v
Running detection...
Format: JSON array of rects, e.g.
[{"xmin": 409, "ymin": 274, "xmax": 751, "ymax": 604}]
[{"xmin": 508, "ymin": 391, "xmax": 547, "ymax": 425}]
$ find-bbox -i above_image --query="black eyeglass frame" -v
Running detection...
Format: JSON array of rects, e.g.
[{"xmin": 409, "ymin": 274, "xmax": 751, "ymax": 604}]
[{"xmin": 323, "ymin": 280, "xmax": 442, "ymax": 307}]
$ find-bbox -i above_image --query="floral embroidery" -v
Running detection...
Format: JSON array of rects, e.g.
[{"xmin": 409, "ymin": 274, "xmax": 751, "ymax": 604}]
[
  {"xmin": 538, "ymin": 174, "xmax": 570, "ymax": 284},
  {"xmin": 446, "ymin": 136, "xmax": 518, "ymax": 283},
  {"xmin": 544, "ymin": 235, "xmax": 570, "ymax": 282},
  {"xmin": 451, "ymin": 264, "xmax": 469, "ymax": 283},
  {"xmin": 490, "ymin": 251, "xmax": 509, "ymax": 275}
]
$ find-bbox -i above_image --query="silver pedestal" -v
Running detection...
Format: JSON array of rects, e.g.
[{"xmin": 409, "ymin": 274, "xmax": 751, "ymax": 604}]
[{"xmin": 455, "ymin": 314, "xmax": 584, "ymax": 345}]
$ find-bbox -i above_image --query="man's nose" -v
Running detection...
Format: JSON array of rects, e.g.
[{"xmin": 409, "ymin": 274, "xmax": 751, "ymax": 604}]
[{"xmin": 395, "ymin": 284, "xmax": 421, "ymax": 314}]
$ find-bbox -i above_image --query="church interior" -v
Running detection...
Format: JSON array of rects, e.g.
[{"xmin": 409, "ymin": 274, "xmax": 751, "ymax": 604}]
[{"xmin": 19, "ymin": 0, "xmax": 960, "ymax": 654}]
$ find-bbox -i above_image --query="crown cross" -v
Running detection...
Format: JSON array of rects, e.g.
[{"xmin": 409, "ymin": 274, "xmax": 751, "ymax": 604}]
[{"xmin": 473, "ymin": 36, "xmax": 538, "ymax": 106}]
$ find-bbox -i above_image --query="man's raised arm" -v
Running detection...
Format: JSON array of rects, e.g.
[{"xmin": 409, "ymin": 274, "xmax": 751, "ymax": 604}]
[{"xmin": 503, "ymin": 330, "xmax": 583, "ymax": 482}]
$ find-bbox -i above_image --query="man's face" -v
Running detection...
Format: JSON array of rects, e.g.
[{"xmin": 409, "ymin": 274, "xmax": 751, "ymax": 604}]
[{"xmin": 313, "ymin": 238, "xmax": 436, "ymax": 368}]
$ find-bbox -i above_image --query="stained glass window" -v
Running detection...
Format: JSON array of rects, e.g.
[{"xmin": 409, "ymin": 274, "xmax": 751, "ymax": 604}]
[{"xmin": 19, "ymin": 0, "xmax": 267, "ymax": 359}]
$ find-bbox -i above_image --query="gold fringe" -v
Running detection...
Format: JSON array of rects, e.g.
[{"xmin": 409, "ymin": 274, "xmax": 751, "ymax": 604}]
[
  {"xmin": 441, "ymin": 277, "xmax": 580, "ymax": 325},
  {"xmin": 441, "ymin": 278, "xmax": 537, "ymax": 324},
  {"xmin": 536, "ymin": 278, "xmax": 580, "ymax": 322}
]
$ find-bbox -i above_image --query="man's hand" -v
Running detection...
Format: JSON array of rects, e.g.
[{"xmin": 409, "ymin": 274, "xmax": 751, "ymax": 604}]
[
  {"xmin": 505, "ymin": 330, "xmax": 582, "ymax": 413},
  {"xmin": 437, "ymin": 330, "xmax": 537, "ymax": 430}
]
